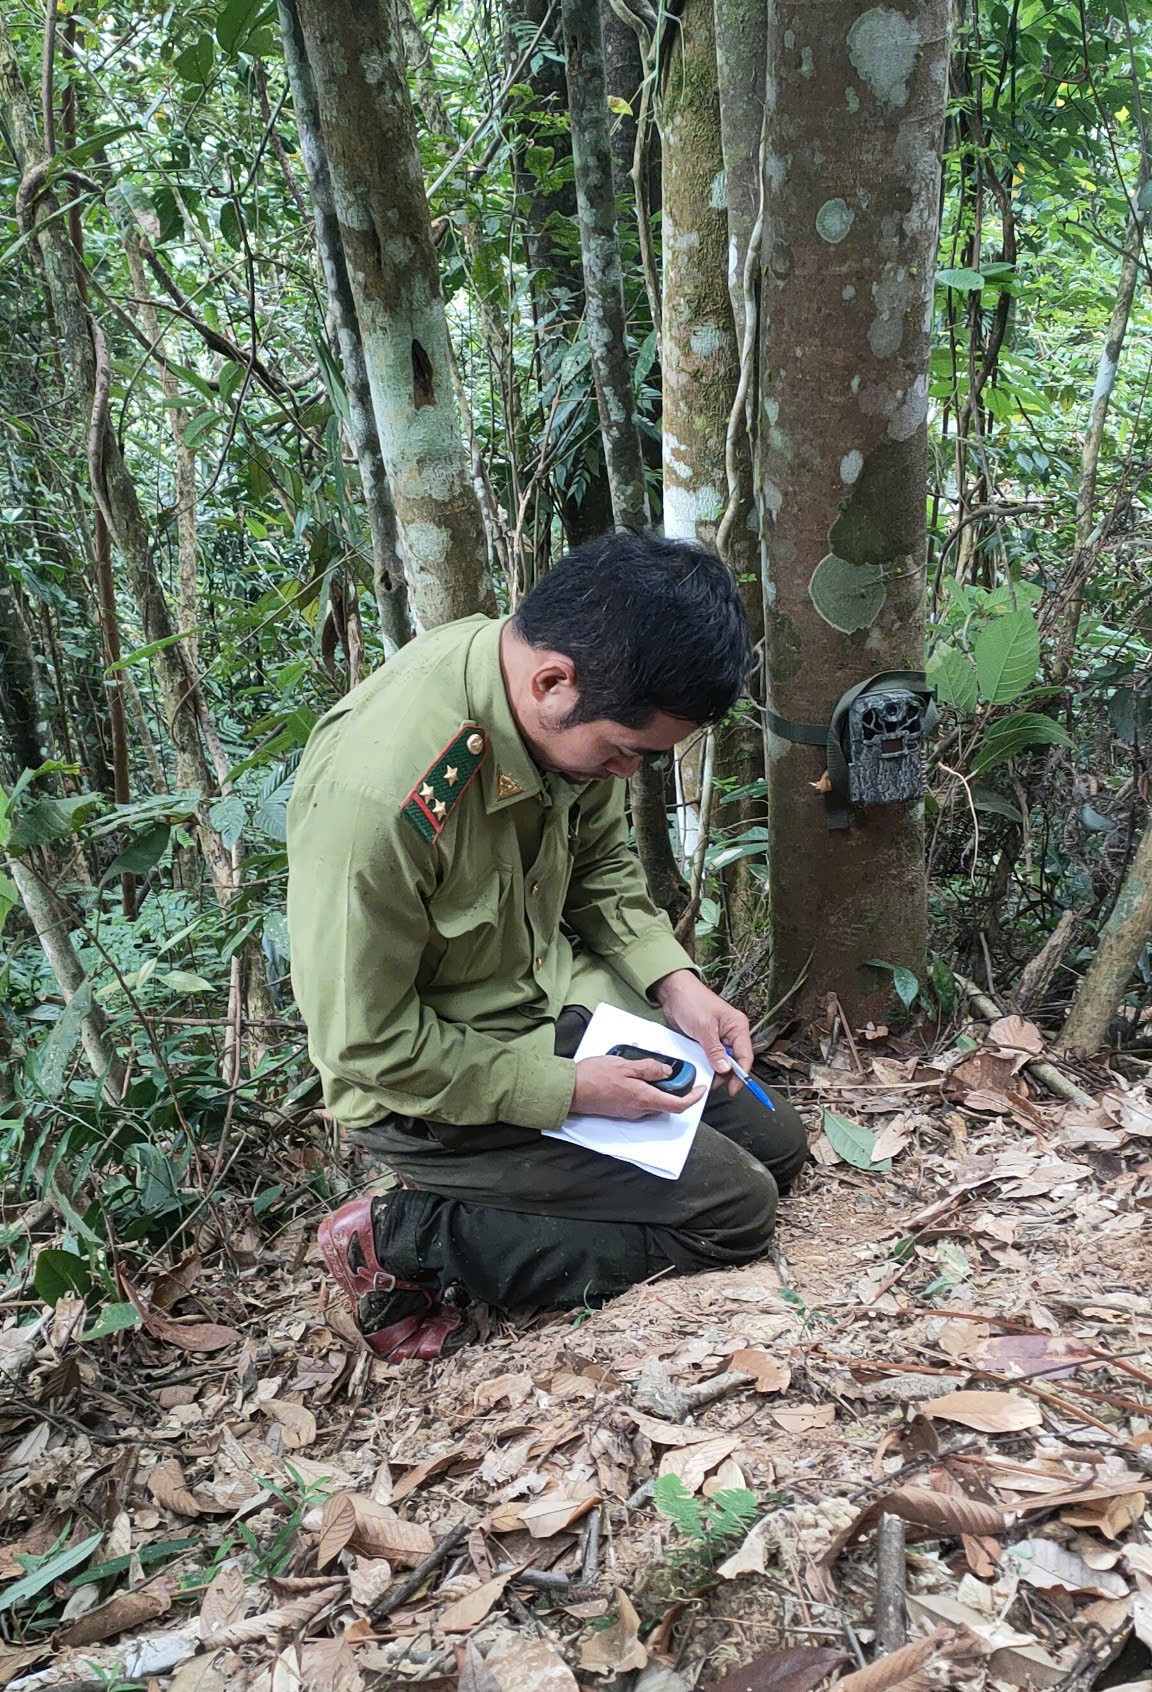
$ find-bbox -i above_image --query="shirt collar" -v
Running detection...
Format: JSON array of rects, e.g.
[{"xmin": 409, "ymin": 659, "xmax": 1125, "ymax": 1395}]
[{"xmin": 465, "ymin": 617, "xmax": 545, "ymax": 812}]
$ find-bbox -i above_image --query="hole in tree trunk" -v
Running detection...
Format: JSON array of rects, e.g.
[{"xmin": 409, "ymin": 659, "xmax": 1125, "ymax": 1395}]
[{"xmin": 411, "ymin": 340, "xmax": 435, "ymax": 409}]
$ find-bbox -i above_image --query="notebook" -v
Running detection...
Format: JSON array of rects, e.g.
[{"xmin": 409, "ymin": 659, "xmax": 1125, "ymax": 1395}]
[{"xmin": 543, "ymin": 1003, "xmax": 714, "ymax": 1180}]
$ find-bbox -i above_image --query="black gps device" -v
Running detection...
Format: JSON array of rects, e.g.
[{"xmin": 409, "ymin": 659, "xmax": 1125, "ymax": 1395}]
[{"xmin": 607, "ymin": 1044, "xmax": 697, "ymax": 1098}]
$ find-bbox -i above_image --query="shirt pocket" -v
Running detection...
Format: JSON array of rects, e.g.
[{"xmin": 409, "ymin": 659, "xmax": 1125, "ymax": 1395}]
[{"xmin": 425, "ymin": 867, "xmax": 512, "ymax": 990}]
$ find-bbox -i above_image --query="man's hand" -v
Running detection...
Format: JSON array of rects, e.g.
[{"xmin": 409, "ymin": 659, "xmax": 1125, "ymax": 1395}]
[
  {"xmin": 572, "ymin": 1055, "xmax": 706, "ymax": 1120},
  {"xmin": 653, "ymin": 969, "xmax": 753, "ymax": 1096}
]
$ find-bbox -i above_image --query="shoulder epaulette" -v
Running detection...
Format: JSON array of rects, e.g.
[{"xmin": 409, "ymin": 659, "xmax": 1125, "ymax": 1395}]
[{"xmin": 401, "ymin": 722, "xmax": 488, "ymax": 842}]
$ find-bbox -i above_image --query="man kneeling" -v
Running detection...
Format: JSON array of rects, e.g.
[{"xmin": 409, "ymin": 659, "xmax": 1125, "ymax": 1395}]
[{"xmin": 286, "ymin": 531, "xmax": 806, "ymax": 1360}]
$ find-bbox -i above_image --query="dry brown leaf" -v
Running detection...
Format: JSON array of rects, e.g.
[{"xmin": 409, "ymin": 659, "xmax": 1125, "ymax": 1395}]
[
  {"xmin": 717, "ymin": 1517, "xmax": 774, "ymax": 1580},
  {"xmin": 474, "ymin": 1372, "xmax": 533, "ymax": 1411},
  {"xmin": 438, "ymin": 1570, "xmax": 515, "ymax": 1632},
  {"xmin": 936, "ymin": 1318, "xmax": 988, "ymax": 1358},
  {"xmin": 627, "ymin": 1408, "xmax": 737, "ymax": 1446},
  {"xmin": 168, "ymin": 1654, "xmax": 229, "ymax": 1692},
  {"xmin": 293, "ymin": 1636, "xmax": 364, "ymax": 1692},
  {"xmin": 1008, "ymin": 1536, "xmax": 1129, "ymax": 1598},
  {"xmin": 122, "ymin": 1276, "xmax": 241, "ymax": 1353},
  {"xmin": 148, "ymin": 1457, "xmax": 203, "ymax": 1518},
  {"xmin": 210, "ymin": 1583, "xmax": 343, "ymax": 1647},
  {"xmin": 0, "ymin": 1513, "xmax": 67, "ymax": 1580},
  {"xmin": 262, "ymin": 1399, "xmax": 317, "ymax": 1449},
  {"xmin": 0, "ymin": 1644, "xmax": 53, "ymax": 1689},
  {"xmin": 834, "ymin": 1626, "xmax": 960, "ymax": 1692},
  {"xmin": 59, "ymin": 1576, "xmax": 175, "ymax": 1647},
  {"xmin": 729, "ymin": 1347, "xmax": 791, "ymax": 1393},
  {"xmin": 151, "ymin": 1248, "xmax": 204, "ymax": 1311},
  {"xmin": 1062, "ymin": 1491, "xmax": 1147, "ymax": 1539},
  {"xmin": 348, "ymin": 1556, "xmax": 393, "ymax": 1610},
  {"xmin": 906, "ymin": 1593, "xmax": 1061, "ymax": 1687},
  {"xmin": 704, "ymin": 1457, "xmax": 749, "ymax": 1496},
  {"xmin": 706, "ymin": 1645, "xmax": 850, "ymax": 1692},
  {"xmin": 821, "ymin": 1484, "xmax": 1005, "ymax": 1566},
  {"xmin": 870, "ymin": 1121, "xmax": 911, "ymax": 1162},
  {"xmin": 578, "ymin": 1587, "xmax": 647, "ymax": 1673},
  {"xmin": 199, "ymin": 1563, "xmax": 246, "ymax": 1640},
  {"xmin": 771, "ymin": 1404, "xmax": 836, "ymax": 1433},
  {"xmin": 517, "ymin": 1489, "xmax": 601, "ymax": 1538},
  {"xmin": 921, "ymin": 1389, "xmax": 1042, "ymax": 1432},
  {"xmin": 317, "ymin": 1493, "xmax": 358, "ymax": 1569},
  {"xmin": 344, "ymin": 1497, "xmax": 435, "ymax": 1565},
  {"xmin": 390, "ymin": 1447, "xmax": 467, "ymax": 1502},
  {"xmin": 988, "ymin": 1014, "xmax": 1044, "ymax": 1063},
  {"xmin": 658, "ymin": 1435, "xmax": 740, "ymax": 1494},
  {"xmin": 482, "ymin": 1634, "xmax": 580, "ymax": 1690}
]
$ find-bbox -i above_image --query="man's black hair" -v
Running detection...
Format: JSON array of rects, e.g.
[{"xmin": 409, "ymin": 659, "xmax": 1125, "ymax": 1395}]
[{"xmin": 512, "ymin": 529, "xmax": 752, "ymax": 727}]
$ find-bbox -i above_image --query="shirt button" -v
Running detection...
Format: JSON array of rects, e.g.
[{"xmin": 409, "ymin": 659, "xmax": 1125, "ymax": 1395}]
[
  {"xmin": 530, "ymin": 881, "xmax": 540, "ymax": 895},
  {"xmin": 534, "ymin": 956, "xmax": 543, "ymax": 970}
]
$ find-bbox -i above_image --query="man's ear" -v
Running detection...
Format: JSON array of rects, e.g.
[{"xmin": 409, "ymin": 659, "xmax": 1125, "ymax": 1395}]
[{"xmin": 529, "ymin": 652, "xmax": 579, "ymax": 704}]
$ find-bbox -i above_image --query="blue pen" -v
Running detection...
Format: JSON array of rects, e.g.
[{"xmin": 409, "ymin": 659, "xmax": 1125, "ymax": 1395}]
[{"xmin": 722, "ymin": 1046, "xmax": 775, "ymax": 1112}]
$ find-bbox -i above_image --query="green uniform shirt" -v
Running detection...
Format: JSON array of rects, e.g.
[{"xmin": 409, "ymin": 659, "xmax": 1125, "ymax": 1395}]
[{"xmin": 286, "ymin": 615, "xmax": 695, "ymax": 1134}]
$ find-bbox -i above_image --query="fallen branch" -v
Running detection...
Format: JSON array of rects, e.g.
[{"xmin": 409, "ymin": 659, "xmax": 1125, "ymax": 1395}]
[
  {"xmin": 368, "ymin": 1518, "xmax": 470, "ymax": 1622},
  {"xmin": 955, "ymin": 975, "xmax": 1094, "ymax": 1106},
  {"xmin": 875, "ymin": 1514, "xmax": 907, "ymax": 1653}
]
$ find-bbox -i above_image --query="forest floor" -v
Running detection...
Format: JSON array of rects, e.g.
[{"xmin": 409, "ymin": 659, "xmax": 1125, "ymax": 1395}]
[{"xmin": 3, "ymin": 1010, "xmax": 1152, "ymax": 1692}]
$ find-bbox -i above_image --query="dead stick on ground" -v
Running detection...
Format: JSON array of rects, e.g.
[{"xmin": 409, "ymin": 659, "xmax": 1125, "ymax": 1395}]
[
  {"xmin": 875, "ymin": 1513, "xmax": 907, "ymax": 1652},
  {"xmin": 954, "ymin": 974, "xmax": 1095, "ymax": 1107},
  {"xmin": 369, "ymin": 1518, "xmax": 470, "ymax": 1622},
  {"xmin": 581, "ymin": 1504, "xmax": 601, "ymax": 1586}
]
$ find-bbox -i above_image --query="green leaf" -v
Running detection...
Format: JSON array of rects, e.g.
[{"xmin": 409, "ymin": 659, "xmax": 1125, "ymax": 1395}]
[
  {"xmin": 33, "ymin": 1247, "xmax": 92, "ymax": 1305},
  {"xmin": 972, "ymin": 711, "xmax": 1072, "ymax": 773},
  {"xmin": 865, "ymin": 957, "xmax": 919, "ymax": 1010},
  {"xmin": 173, "ymin": 32, "xmax": 215, "ymax": 83},
  {"xmin": 106, "ymin": 630, "xmax": 195, "ymax": 674},
  {"xmin": 0, "ymin": 868, "xmax": 18, "ymax": 937},
  {"xmin": 219, "ymin": 200, "xmax": 243, "ymax": 251},
  {"xmin": 160, "ymin": 970, "xmax": 215, "ymax": 994},
  {"xmin": 0, "ymin": 1531, "xmax": 103, "ymax": 1614},
  {"xmin": 216, "ymin": 0, "xmax": 261, "ymax": 53},
  {"xmin": 36, "ymin": 983, "xmax": 93, "ymax": 1098},
  {"xmin": 970, "ymin": 784, "xmax": 1024, "ymax": 824},
  {"xmin": 822, "ymin": 1110, "xmax": 891, "ymax": 1172},
  {"xmin": 104, "ymin": 825, "xmax": 171, "ymax": 881},
  {"xmin": 82, "ymin": 1302, "xmax": 141, "ymax": 1341},
  {"xmin": 808, "ymin": 554, "xmax": 885, "ymax": 633},
  {"xmin": 652, "ymin": 1474, "xmax": 705, "ymax": 1542},
  {"xmin": 9, "ymin": 792, "xmax": 101, "ymax": 849},
  {"xmin": 68, "ymin": 1537, "xmax": 198, "ymax": 1590},
  {"xmin": 935, "ymin": 266, "xmax": 986, "ymax": 290},
  {"xmin": 973, "ymin": 608, "xmax": 1040, "ymax": 703},
  {"xmin": 209, "ymin": 795, "xmax": 245, "ymax": 849},
  {"xmin": 928, "ymin": 645, "xmax": 979, "ymax": 713}
]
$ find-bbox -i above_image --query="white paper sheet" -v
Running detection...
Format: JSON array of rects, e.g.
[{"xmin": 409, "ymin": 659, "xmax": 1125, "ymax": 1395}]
[{"xmin": 543, "ymin": 1003, "xmax": 713, "ymax": 1180}]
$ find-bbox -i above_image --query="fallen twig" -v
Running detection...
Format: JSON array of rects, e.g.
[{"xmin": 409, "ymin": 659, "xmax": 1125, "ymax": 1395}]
[
  {"xmin": 875, "ymin": 1514, "xmax": 907, "ymax": 1653},
  {"xmin": 369, "ymin": 1518, "xmax": 470, "ymax": 1622}
]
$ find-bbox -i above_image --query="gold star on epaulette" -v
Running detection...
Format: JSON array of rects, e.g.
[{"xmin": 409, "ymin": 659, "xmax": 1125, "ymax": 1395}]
[{"xmin": 401, "ymin": 722, "xmax": 488, "ymax": 842}]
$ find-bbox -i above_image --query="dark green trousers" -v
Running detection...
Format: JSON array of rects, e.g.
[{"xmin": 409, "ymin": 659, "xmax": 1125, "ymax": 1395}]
[{"xmin": 352, "ymin": 1007, "xmax": 808, "ymax": 1311}]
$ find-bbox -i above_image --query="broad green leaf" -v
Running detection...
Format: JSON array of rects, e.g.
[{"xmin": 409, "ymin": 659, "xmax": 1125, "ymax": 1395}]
[
  {"xmin": 216, "ymin": 0, "xmax": 261, "ymax": 53},
  {"xmin": 822, "ymin": 1110, "xmax": 891, "ymax": 1172},
  {"xmin": 173, "ymin": 32, "xmax": 215, "ymax": 83},
  {"xmin": 0, "ymin": 1531, "xmax": 103, "ymax": 1614},
  {"xmin": 218, "ymin": 200, "xmax": 243, "ymax": 251},
  {"xmin": 33, "ymin": 1247, "xmax": 92, "ymax": 1305},
  {"xmin": 36, "ymin": 983, "xmax": 93, "ymax": 1098},
  {"xmin": 865, "ymin": 957, "xmax": 919, "ymax": 1009},
  {"xmin": 161, "ymin": 970, "xmax": 215, "ymax": 994},
  {"xmin": 104, "ymin": 824, "xmax": 171, "ymax": 880},
  {"xmin": 9, "ymin": 792, "xmax": 101, "ymax": 849},
  {"xmin": 928, "ymin": 645, "xmax": 979, "ymax": 713},
  {"xmin": 82, "ymin": 1302, "xmax": 141, "ymax": 1341},
  {"xmin": 0, "ymin": 868, "xmax": 17, "ymax": 936},
  {"xmin": 970, "ymin": 785, "xmax": 1024, "ymax": 824},
  {"xmin": 209, "ymin": 795, "xmax": 246, "ymax": 849},
  {"xmin": 974, "ymin": 608, "xmax": 1040, "ymax": 704},
  {"xmin": 972, "ymin": 712, "xmax": 1072, "ymax": 773},
  {"xmin": 935, "ymin": 266, "xmax": 985, "ymax": 290}
]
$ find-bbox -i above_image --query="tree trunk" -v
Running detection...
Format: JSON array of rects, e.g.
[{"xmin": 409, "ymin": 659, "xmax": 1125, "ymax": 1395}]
[
  {"xmin": 293, "ymin": 0, "xmax": 494, "ymax": 629},
  {"xmin": 6, "ymin": 855, "xmax": 127, "ymax": 1103},
  {"xmin": 760, "ymin": 0, "xmax": 950, "ymax": 1023},
  {"xmin": 1061, "ymin": 819, "xmax": 1152, "ymax": 1052},
  {"xmin": 562, "ymin": 0, "xmax": 686, "ymax": 920},
  {"xmin": 279, "ymin": 0, "xmax": 411, "ymax": 655}
]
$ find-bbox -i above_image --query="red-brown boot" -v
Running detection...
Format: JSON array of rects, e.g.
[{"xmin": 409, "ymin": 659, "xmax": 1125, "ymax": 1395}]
[{"xmin": 318, "ymin": 1196, "xmax": 469, "ymax": 1361}]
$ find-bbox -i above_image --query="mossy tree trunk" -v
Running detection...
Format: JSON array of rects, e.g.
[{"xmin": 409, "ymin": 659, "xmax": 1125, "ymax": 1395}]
[
  {"xmin": 759, "ymin": 0, "xmax": 950, "ymax": 1022},
  {"xmin": 294, "ymin": 0, "xmax": 494, "ymax": 629}
]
